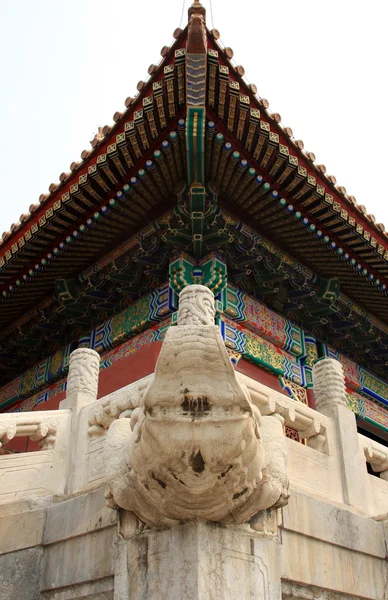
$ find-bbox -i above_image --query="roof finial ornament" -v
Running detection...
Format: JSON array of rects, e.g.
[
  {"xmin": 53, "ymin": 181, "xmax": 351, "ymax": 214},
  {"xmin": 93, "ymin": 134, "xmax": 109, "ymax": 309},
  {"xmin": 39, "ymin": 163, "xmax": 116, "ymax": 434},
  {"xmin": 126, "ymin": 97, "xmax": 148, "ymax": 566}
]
[{"xmin": 188, "ymin": 0, "xmax": 206, "ymax": 21}]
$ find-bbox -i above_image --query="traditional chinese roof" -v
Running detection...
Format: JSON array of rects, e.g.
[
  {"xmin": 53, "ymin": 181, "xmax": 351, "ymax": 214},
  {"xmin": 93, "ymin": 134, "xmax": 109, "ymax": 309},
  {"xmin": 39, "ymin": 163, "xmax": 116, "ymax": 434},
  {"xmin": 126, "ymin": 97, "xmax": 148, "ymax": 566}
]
[{"xmin": 1, "ymin": 0, "xmax": 388, "ymax": 386}]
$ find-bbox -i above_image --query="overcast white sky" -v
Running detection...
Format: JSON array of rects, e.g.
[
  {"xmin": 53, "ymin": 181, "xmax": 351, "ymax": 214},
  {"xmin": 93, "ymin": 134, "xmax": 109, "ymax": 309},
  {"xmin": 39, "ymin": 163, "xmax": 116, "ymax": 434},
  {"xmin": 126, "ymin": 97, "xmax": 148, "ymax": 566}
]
[{"xmin": 0, "ymin": 0, "xmax": 387, "ymax": 234}]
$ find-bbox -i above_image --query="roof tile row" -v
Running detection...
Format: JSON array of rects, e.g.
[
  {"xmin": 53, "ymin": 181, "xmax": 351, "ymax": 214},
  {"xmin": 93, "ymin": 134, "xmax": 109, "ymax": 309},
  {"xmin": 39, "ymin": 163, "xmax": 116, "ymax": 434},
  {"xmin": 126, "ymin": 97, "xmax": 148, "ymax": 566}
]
[
  {"xmin": 0, "ymin": 31, "xmax": 181, "ymax": 246},
  {"xmin": 0, "ymin": 25, "xmax": 386, "ymax": 251}
]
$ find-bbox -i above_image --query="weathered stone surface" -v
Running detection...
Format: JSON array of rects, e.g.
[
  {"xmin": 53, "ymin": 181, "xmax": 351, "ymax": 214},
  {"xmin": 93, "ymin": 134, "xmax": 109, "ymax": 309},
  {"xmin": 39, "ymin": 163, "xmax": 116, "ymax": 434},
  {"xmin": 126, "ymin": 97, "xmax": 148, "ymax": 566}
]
[
  {"xmin": 0, "ymin": 324, "xmax": 387, "ymax": 600},
  {"xmin": 60, "ymin": 349, "xmax": 101, "ymax": 495},
  {"xmin": 116, "ymin": 520, "xmax": 281, "ymax": 600},
  {"xmin": 281, "ymin": 529, "xmax": 386, "ymax": 599},
  {"xmin": 282, "ymin": 580, "xmax": 368, "ymax": 600},
  {"xmin": 40, "ymin": 577, "xmax": 114, "ymax": 600},
  {"xmin": 313, "ymin": 358, "xmax": 347, "ymax": 409},
  {"xmin": 42, "ymin": 527, "xmax": 114, "ymax": 591},
  {"xmin": 0, "ymin": 546, "xmax": 43, "ymax": 600},
  {"xmin": 0, "ymin": 410, "xmax": 71, "ymax": 503},
  {"xmin": 104, "ymin": 284, "xmax": 289, "ymax": 526},
  {"xmin": 313, "ymin": 359, "xmax": 369, "ymax": 511},
  {"xmin": 0, "ymin": 508, "xmax": 45, "ymax": 554},
  {"xmin": 0, "ymin": 412, "xmax": 58, "ymax": 451},
  {"xmin": 65, "ymin": 348, "xmax": 100, "ymax": 399},
  {"xmin": 43, "ymin": 487, "xmax": 116, "ymax": 545},
  {"xmin": 282, "ymin": 490, "xmax": 386, "ymax": 558}
]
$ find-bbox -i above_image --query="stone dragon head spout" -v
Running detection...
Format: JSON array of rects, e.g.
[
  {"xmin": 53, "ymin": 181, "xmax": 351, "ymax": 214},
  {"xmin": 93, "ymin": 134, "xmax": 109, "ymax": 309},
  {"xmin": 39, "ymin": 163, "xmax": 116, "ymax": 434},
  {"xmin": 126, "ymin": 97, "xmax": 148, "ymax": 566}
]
[
  {"xmin": 104, "ymin": 285, "xmax": 289, "ymax": 527},
  {"xmin": 143, "ymin": 285, "xmax": 254, "ymax": 415}
]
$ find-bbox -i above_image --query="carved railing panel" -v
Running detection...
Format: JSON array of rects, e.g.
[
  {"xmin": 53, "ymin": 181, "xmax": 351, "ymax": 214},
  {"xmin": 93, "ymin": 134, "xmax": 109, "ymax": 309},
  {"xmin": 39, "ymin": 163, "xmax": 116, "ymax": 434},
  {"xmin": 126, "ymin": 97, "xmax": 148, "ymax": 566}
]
[
  {"xmin": 237, "ymin": 373, "xmax": 329, "ymax": 453},
  {"xmin": 0, "ymin": 409, "xmax": 71, "ymax": 502},
  {"xmin": 359, "ymin": 433, "xmax": 388, "ymax": 517},
  {"xmin": 88, "ymin": 375, "xmax": 151, "ymax": 437},
  {"xmin": 88, "ymin": 372, "xmax": 329, "ymax": 452},
  {"xmin": 0, "ymin": 413, "xmax": 58, "ymax": 451},
  {"xmin": 359, "ymin": 433, "xmax": 388, "ymax": 481}
]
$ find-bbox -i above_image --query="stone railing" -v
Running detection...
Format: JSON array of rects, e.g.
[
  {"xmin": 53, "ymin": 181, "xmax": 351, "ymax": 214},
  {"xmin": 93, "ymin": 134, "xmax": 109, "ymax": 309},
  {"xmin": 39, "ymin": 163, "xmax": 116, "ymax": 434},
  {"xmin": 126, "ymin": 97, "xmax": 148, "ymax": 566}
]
[
  {"xmin": 358, "ymin": 432, "xmax": 388, "ymax": 516},
  {"xmin": 359, "ymin": 433, "xmax": 388, "ymax": 481},
  {"xmin": 237, "ymin": 373, "xmax": 328, "ymax": 452},
  {"xmin": 0, "ymin": 412, "xmax": 59, "ymax": 450},
  {"xmin": 87, "ymin": 372, "xmax": 328, "ymax": 452},
  {"xmin": 0, "ymin": 409, "xmax": 71, "ymax": 503},
  {"xmin": 82, "ymin": 369, "xmax": 333, "ymax": 504},
  {"xmin": 1, "ymin": 345, "xmax": 385, "ymax": 520},
  {"xmin": 88, "ymin": 374, "xmax": 152, "ymax": 437}
]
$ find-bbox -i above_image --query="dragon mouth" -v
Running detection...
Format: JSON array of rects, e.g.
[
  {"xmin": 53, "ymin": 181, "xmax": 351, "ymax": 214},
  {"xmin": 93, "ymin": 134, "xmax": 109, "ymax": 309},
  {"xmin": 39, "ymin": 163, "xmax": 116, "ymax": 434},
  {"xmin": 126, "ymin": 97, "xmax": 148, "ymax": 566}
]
[{"xmin": 146, "ymin": 396, "xmax": 249, "ymax": 421}]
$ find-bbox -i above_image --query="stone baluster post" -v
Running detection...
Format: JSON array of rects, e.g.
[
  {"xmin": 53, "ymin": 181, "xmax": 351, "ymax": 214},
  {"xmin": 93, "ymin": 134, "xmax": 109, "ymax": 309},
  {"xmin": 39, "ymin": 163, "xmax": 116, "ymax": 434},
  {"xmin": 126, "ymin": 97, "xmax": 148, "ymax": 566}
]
[
  {"xmin": 313, "ymin": 358, "xmax": 367, "ymax": 511},
  {"xmin": 60, "ymin": 348, "xmax": 100, "ymax": 494}
]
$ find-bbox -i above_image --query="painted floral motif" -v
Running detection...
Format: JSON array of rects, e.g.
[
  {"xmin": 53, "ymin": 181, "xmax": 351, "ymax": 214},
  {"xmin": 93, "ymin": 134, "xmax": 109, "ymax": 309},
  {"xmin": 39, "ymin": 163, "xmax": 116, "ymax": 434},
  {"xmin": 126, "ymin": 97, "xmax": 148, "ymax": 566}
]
[
  {"xmin": 361, "ymin": 370, "xmax": 388, "ymax": 405},
  {"xmin": 109, "ymin": 294, "xmax": 151, "ymax": 345},
  {"xmin": 341, "ymin": 356, "xmax": 361, "ymax": 391},
  {"xmin": 244, "ymin": 332, "xmax": 286, "ymax": 375},
  {"xmin": 346, "ymin": 390, "xmax": 388, "ymax": 431},
  {"xmin": 363, "ymin": 397, "xmax": 388, "ymax": 428},
  {"xmin": 0, "ymin": 379, "xmax": 20, "ymax": 405},
  {"xmin": 244, "ymin": 295, "xmax": 286, "ymax": 348},
  {"xmin": 20, "ymin": 368, "xmax": 37, "ymax": 397},
  {"xmin": 304, "ymin": 337, "xmax": 318, "ymax": 368}
]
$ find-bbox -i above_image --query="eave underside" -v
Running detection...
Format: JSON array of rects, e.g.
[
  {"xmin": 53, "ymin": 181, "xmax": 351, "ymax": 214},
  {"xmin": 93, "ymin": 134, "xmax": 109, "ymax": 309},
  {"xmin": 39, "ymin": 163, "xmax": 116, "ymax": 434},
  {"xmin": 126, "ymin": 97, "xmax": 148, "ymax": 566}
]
[{"xmin": 1, "ymin": 24, "xmax": 388, "ymax": 387}]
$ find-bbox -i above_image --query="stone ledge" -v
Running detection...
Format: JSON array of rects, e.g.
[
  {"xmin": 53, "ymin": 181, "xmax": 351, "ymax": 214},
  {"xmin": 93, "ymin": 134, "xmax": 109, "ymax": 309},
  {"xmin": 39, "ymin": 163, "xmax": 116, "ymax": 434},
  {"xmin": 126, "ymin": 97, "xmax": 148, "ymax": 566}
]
[
  {"xmin": 0, "ymin": 508, "xmax": 45, "ymax": 555},
  {"xmin": 282, "ymin": 579, "xmax": 369, "ymax": 600},
  {"xmin": 40, "ymin": 577, "xmax": 114, "ymax": 600},
  {"xmin": 281, "ymin": 489, "xmax": 386, "ymax": 558},
  {"xmin": 43, "ymin": 487, "xmax": 116, "ymax": 546},
  {"xmin": 42, "ymin": 527, "xmax": 115, "ymax": 591},
  {"xmin": 0, "ymin": 494, "xmax": 55, "ymax": 516},
  {"xmin": 0, "ymin": 546, "xmax": 43, "ymax": 600},
  {"xmin": 281, "ymin": 530, "xmax": 385, "ymax": 599}
]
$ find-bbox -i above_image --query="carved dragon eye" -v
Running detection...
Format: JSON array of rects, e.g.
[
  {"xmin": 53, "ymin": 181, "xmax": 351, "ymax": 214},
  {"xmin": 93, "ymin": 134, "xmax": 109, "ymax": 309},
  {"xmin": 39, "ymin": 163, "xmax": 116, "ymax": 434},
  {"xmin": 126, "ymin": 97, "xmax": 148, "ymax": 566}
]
[
  {"xmin": 232, "ymin": 488, "xmax": 248, "ymax": 500},
  {"xmin": 151, "ymin": 473, "xmax": 166, "ymax": 489}
]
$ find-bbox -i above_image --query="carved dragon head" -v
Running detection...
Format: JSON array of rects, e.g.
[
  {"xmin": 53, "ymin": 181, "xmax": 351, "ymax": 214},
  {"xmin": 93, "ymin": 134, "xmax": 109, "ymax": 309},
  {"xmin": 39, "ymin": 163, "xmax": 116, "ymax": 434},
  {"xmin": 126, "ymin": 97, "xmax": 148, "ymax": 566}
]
[
  {"xmin": 104, "ymin": 285, "xmax": 288, "ymax": 526},
  {"xmin": 142, "ymin": 285, "xmax": 255, "ymax": 417}
]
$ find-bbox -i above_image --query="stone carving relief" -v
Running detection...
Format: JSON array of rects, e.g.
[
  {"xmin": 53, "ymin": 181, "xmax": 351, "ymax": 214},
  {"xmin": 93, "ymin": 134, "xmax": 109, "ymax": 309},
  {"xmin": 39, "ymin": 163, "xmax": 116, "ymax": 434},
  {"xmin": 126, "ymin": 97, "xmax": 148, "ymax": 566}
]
[
  {"xmin": 362, "ymin": 438, "xmax": 388, "ymax": 481},
  {"xmin": 88, "ymin": 385, "xmax": 143, "ymax": 437},
  {"xmin": 282, "ymin": 581, "xmax": 363, "ymax": 600},
  {"xmin": 0, "ymin": 420, "xmax": 17, "ymax": 447},
  {"xmin": 103, "ymin": 285, "xmax": 289, "ymax": 526},
  {"xmin": 30, "ymin": 418, "xmax": 58, "ymax": 450},
  {"xmin": 177, "ymin": 283, "xmax": 215, "ymax": 325},
  {"xmin": 66, "ymin": 348, "xmax": 100, "ymax": 397},
  {"xmin": 313, "ymin": 358, "xmax": 347, "ymax": 409},
  {"xmin": 0, "ymin": 416, "xmax": 57, "ymax": 450}
]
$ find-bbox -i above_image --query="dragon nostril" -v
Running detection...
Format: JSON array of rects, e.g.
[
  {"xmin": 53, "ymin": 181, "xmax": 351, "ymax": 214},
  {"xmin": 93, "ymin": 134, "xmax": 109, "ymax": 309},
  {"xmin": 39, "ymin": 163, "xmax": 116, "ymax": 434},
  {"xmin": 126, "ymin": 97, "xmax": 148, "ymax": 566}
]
[{"xmin": 189, "ymin": 451, "xmax": 205, "ymax": 473}]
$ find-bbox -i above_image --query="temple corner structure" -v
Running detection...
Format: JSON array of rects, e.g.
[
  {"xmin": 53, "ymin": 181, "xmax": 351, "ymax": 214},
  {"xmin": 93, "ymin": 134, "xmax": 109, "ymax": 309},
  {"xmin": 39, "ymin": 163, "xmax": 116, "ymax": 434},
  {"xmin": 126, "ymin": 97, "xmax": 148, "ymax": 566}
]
[{"xmin": 0, "ymin": 2, "xmax": 387, "ymax": 599}]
